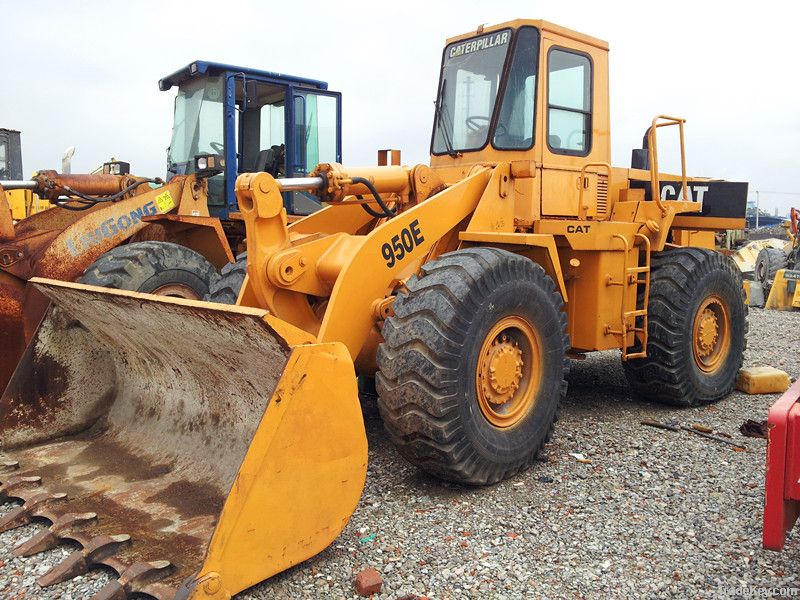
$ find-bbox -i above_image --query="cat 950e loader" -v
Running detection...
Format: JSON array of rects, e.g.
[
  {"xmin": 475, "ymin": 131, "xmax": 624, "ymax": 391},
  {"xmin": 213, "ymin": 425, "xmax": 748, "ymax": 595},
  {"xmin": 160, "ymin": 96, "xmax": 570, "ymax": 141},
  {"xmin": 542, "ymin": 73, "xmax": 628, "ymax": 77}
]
[{"xmin": 0, "ymin": 19, "xmax": 747, "ymax": 600}]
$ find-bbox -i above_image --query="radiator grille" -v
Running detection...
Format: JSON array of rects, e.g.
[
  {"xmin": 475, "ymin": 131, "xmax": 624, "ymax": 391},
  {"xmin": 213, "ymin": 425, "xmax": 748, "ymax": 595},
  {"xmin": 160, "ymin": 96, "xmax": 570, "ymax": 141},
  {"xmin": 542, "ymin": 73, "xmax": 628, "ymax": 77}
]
[{"xmin": 596, "ymin": 175, "xmax": 609, "ymax": 218}]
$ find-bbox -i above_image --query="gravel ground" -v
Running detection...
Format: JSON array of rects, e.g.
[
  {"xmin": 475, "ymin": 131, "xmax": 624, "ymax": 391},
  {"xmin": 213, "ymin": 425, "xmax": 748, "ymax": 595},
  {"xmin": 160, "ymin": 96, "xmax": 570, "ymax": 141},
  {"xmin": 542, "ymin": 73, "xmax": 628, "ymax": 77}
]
[{"xmin": 1, "ymin": 308, "xmax": 798, "ymax": 599}]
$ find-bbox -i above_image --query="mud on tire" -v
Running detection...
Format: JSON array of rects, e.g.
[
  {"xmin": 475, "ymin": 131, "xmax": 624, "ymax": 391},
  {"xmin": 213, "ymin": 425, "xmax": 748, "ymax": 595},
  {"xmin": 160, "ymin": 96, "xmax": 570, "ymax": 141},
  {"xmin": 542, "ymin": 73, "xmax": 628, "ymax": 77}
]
[
  {"xmin": 623, "ymin": 247, "xmax": 747, "ymax": 407},
  {"xmin": 376, "ymin": 248, "xmax": 569, "ymax": 486},
  {"xmin": 80, "ymin": 241, "xmax": 218, "ymax": 299}
]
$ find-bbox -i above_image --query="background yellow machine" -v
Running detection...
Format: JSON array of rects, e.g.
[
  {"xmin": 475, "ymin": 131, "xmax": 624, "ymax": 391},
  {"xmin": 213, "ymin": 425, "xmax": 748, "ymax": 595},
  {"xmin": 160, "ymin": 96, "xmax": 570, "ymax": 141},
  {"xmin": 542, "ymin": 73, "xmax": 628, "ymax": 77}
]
[
  {"xmin": 0, "ymin": 20, "xmax": 748, "ymax": 600},
  {"xmin": 0, "ymin": 129, "xmax": 49, "ymax": 219},
  {"xmin": 757, "ymin": 207, "xmax": 800, "ymax": 309}
]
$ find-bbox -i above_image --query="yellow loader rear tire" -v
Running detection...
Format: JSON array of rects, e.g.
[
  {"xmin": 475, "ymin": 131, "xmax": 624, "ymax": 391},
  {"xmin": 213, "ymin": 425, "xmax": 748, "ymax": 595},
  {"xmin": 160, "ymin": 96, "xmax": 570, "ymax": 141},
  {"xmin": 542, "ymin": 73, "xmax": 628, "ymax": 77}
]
[
  {"xmin": 80, "ymin": 241, "xmax": 217, "ymax": 299},
  {"xmin": 376, "ymin": 248, "xmax": 569, "ymax": 485},
  {"xmin": 623, "ymin": 247, "xmax": 747, "ymax": 407}
]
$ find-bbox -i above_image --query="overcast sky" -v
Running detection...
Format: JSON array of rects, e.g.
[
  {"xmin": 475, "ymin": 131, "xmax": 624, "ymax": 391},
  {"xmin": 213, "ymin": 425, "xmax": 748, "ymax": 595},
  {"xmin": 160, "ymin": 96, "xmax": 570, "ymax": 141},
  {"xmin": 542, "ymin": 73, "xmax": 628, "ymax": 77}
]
[{"xmin": 3, "ymin": 0, "xmax": 799, "ymax": 214}]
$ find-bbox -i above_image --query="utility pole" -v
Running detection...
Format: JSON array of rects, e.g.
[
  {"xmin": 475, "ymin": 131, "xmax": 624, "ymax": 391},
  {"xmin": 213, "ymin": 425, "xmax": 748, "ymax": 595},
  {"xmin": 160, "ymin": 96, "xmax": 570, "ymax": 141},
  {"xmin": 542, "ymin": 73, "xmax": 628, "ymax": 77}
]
[{"xmin": 755, "ymin": 190, "xmax": 759, "ymax": 229}]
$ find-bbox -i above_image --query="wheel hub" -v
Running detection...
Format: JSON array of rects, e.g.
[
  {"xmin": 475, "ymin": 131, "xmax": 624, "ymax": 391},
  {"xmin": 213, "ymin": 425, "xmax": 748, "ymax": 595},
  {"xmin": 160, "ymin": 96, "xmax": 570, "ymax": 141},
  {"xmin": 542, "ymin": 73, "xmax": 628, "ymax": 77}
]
[
  {"xmin": 476, "ymin": 316, "xmax": 541, "ymax": 428},
  {"xmin": 483, "ymin": 337, "xmax": 524, "ymax": 404},
  {"xmin": 150, "ymin": 283, "xmax": 201, "ymax": 300},
  {"xmin": 692, "ymin": 295, "xmax": 731, "ymax": 373},
  {"xmin": 696, "ymin": 309, "xmax": 719, "ymax": 357}
]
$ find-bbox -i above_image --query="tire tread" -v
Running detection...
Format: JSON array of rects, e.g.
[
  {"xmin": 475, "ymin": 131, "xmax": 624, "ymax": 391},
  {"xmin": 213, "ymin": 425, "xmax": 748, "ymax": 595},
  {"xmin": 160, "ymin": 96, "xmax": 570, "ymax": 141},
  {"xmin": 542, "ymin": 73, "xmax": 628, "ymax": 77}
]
[
  {"xmin": 80, "ymin": 241, "xmax": 218, "ymax": 297},
  {"xmin": 204, "ymin": 252, "xmax": 248, "ymax": 304}
]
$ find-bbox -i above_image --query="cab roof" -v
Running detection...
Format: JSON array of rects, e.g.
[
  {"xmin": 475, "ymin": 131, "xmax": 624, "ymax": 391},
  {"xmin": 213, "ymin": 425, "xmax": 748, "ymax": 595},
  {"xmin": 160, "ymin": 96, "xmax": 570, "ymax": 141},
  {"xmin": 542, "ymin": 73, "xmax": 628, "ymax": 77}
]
[
  {"xmin": 445, "ymin": 19, "xmax": 609, "ymax": 51},
  {"xmin": 158, "ymin": 60, "xmax": 329, "ymax": 92}
]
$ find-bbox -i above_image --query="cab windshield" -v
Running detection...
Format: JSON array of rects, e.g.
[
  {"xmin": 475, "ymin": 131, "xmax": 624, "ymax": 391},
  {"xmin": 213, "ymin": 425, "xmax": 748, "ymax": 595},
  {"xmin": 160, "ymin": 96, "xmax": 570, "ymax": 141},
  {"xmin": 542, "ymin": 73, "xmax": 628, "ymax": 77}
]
[
  {"xmin": 167, "ymin": 75, "xmax": 224, "ymax": 175},
  {"xmin": 432, "ymin": 29, "xmax": 511, "ymax": 154}
]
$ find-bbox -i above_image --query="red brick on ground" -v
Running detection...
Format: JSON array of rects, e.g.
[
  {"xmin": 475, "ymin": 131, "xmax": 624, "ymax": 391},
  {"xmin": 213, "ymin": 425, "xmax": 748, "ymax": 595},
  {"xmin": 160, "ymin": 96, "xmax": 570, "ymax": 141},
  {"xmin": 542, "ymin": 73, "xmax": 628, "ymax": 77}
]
[{"xmin": 354, "ymin": 567, "xmax": 383, "ymax": 596}]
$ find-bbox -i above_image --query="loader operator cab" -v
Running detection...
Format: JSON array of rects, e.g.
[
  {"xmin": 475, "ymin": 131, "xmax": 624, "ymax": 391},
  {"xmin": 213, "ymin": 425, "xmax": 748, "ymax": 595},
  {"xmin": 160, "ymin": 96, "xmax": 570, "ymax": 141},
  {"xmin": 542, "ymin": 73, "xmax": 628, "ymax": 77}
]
[
  {"xmin": 431, "ymin": 25, "xmax": 601, "ymax": 159},
  {"xmin": 430, "ymin": 22, "xmax": 610, "ymax": 220},
  {"xmin": 160, "ymin": 61, "xmax": 342, "ymax": 219}
]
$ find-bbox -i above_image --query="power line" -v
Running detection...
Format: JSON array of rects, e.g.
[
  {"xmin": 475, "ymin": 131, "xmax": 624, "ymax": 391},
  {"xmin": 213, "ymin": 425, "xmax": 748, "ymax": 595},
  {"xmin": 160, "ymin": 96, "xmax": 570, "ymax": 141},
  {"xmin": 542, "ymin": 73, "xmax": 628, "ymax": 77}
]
[{"xmin": 747, "ymin": 190, "xmax": 800, "ymax": 196}]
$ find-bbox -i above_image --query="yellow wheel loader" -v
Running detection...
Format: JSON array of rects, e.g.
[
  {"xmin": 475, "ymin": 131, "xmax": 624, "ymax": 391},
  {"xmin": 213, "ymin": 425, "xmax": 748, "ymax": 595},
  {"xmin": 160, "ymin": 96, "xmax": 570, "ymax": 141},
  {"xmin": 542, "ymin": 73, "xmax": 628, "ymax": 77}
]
[
  {"xmin": 0, "ymin": 62, "xmax": 342, "ymax": 391},
  {"xmin": 757, "ymin": 207, "xmax": 800, "ymax": 309},
  {"xmin": 0, "ymin": 20, "xmax": 748, "ymax": 600},
  {"xmin": 0, "ymin": 129, "xmax": 50, "ymax": 219}
]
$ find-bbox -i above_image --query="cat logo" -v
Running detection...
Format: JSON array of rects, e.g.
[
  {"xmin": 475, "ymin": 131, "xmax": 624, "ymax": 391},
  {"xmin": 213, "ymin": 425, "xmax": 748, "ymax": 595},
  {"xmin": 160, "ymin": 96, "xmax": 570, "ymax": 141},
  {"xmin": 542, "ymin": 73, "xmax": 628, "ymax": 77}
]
[
  {"xmin": 660, "ymin": 184, "xmax": 709, "ymax": 209},
  {"xmin": 448, "ymin": 31, "xmax": 510, "ymax": 58},
  {"xmin": 567, "ymin": 225, "xmax": 591, "ymax": 234}
]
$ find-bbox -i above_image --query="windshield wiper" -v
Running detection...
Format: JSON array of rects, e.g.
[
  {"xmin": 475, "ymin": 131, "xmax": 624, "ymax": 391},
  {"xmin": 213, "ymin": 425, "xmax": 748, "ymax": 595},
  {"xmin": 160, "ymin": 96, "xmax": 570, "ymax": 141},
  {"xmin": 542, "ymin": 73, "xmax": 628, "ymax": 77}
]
[{"xmin": 434, "ymin": 79, "xmax": 459, "ymax": 158}]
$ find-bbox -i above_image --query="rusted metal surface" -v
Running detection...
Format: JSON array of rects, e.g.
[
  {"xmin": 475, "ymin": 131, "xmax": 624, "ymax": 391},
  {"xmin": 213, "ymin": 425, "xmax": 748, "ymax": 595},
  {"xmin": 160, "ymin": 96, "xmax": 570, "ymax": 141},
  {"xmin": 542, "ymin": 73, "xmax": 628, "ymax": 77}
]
[
  {"xmin": 0, "ymin": 280, "xmax": 290, "ymax": 599},
  {"xmin": 141, "ymin": 214, "xmax": 234, "ymax": 268},
  {"xmin": 14, "ymin": 511, "xmax": 98, "ymax": 556},
  {"xmin": 0, "ymin": 185, "xmax": 14, "ymax": 241},
  {"xmin": 0, "ymin": 490, "xmax": 67, "ymax": 532},
  {"xmin": 0, "ymin": 177, "xmax": 192, "ymax": 392},
  {"xmin": 31, "ymin": 170, "xmax": 143, "ymax": 201},
  {"xmin": 0, "ymin": 272, "xmax": 27, "ymax": 392}
]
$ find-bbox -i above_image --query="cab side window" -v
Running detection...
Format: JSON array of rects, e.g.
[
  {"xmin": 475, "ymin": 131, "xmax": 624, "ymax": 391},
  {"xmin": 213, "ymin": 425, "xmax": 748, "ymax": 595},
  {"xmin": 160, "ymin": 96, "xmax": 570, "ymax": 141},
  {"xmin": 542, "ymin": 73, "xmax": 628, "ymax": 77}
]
[
  {"xmin": 547, "ymin": 49, "xmax": 592, "ymax": 155},
  {"xmin": 290, "ymin": 93, "xmax": 339, "ymax": 215},
  {"xmin": 293, "ymin": 93, "xmax": 338, "ymax": 174}
]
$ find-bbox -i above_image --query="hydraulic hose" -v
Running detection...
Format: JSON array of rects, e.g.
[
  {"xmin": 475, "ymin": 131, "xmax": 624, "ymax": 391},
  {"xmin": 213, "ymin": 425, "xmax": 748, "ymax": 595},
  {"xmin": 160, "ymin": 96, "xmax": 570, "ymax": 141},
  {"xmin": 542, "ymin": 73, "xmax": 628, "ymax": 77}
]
[{"xmin": 350, "ymin": 176, "xmax": 396, "ymax": 219}]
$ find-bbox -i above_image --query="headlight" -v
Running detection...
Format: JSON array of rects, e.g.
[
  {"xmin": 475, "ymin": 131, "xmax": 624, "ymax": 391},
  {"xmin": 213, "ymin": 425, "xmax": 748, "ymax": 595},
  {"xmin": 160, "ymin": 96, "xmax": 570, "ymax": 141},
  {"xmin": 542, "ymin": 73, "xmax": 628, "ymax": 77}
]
[
  {"xmin": 193, "ymin": 153, "xmax": 225, "ymax": 178},
  {"xmin": 102, "ymin": 161, "xmax": 130, "ymax": 176}
]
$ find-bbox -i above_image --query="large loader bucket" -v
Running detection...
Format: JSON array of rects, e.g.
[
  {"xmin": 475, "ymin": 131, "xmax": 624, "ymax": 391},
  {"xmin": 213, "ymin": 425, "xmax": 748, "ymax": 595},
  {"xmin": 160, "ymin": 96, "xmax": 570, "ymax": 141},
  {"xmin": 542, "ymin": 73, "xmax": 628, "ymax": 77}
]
[{"xmin": 0, "ymin": 279, "xmax": 368, "ymax": 599}]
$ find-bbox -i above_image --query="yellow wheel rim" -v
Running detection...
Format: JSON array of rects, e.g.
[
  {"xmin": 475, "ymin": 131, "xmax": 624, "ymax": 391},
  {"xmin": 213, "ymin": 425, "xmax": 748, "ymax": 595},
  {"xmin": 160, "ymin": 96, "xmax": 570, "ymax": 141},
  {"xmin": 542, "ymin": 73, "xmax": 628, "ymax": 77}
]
[
  {"xmin": 476, "ymin": 316, "xmax": 542, "ymax": 428},
  {"xmin": 692, "ymin": 295, "xmax": 731, "ymax": 373}
]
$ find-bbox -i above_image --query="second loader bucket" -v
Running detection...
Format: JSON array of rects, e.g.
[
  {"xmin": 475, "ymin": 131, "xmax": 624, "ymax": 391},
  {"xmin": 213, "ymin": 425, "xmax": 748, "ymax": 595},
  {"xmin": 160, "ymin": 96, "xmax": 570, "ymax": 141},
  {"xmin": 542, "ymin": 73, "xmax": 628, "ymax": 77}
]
[{"xmin": 0, "ymin": 278, "xmax": 368, "ymax": 600}]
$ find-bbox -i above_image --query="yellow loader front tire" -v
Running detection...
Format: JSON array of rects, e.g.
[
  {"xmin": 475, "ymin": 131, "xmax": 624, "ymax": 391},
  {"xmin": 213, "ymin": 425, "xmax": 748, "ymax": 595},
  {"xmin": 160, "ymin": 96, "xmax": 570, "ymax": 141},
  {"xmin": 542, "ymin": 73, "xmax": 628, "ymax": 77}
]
[{"xmin": 376, "ymin": 248, "xmax": 569, "ymax": 486}]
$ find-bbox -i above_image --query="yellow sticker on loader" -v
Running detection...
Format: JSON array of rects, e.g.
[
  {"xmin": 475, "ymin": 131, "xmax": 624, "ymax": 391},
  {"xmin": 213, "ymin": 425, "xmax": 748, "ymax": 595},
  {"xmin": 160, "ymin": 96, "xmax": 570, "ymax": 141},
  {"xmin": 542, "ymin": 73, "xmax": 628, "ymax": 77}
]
[{"xmin": 155, "ymin": 190, "xmax": 176, "ymax": 213}]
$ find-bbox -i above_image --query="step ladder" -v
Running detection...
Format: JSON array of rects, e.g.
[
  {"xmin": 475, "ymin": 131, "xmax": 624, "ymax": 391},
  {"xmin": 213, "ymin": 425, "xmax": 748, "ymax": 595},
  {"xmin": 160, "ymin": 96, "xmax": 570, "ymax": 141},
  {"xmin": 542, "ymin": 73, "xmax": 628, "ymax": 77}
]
[{"xmin": 606, "ymin": 233, "xmax": 651, "ymax": 360}]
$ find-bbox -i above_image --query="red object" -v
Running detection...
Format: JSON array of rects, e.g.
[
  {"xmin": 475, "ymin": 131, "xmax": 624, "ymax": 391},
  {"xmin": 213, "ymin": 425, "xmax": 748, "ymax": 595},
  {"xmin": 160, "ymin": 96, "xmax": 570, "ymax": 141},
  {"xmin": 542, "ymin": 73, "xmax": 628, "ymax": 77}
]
[
  {"xmin": 791, "ymin": 207, "xmax": 799, "ymax": 235},
  {"xmin": 354, "ymin": 567, "xmax": 383, "ymax": 597},
  {"xmin": 764, "ymin": 379, "xmax": 800, "ymax": 550}
]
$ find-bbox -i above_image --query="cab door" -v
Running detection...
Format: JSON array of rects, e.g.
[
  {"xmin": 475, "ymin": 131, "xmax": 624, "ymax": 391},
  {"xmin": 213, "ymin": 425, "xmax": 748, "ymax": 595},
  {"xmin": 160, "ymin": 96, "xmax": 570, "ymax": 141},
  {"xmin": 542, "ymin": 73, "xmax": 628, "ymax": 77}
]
[
  {"xmin": 539, "ymin": 40, "xmax": 607, "ymax": 219},
  {"xmin": 288, "ymin": 90, "xmax": 342, "ymax": 214}
]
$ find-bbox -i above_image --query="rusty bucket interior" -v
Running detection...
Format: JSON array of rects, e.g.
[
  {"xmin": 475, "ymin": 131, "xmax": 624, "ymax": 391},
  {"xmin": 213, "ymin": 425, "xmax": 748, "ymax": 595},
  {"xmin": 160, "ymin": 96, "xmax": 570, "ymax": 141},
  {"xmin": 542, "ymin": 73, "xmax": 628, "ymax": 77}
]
[{"xmin": 0, "ymin": 279, "xmax": 293, "ymax": 598}]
